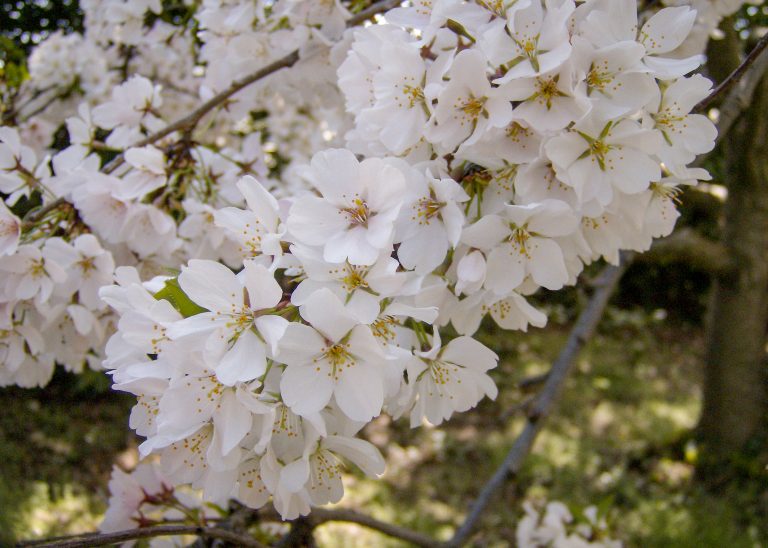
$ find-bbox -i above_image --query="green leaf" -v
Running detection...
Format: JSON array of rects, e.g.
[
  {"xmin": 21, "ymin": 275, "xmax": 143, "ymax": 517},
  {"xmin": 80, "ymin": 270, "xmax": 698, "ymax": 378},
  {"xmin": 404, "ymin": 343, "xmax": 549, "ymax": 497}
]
[{"xmin": 154, "ymin": 278, "xmax": 208, "ymax": 317}]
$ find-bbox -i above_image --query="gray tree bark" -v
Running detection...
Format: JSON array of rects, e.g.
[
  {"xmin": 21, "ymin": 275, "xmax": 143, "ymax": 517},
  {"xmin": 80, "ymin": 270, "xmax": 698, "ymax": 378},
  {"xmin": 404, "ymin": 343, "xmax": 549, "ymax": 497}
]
[{"xmin": 698, "ymin": 26, "xmax": 768, "ymax": 471}]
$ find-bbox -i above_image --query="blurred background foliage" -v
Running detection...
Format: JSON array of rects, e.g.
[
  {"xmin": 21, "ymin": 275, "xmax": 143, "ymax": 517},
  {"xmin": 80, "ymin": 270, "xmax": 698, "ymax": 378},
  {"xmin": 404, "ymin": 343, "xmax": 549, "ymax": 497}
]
[{"xmin": 1, "ymin": 1, "xmax": 768, "ymax": 546}]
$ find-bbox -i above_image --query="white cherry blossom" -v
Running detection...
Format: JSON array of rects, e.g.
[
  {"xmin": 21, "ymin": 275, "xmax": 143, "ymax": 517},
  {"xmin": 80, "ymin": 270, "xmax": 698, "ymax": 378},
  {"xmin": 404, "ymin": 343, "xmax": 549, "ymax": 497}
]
[
  {"xmin": 462, "ymin": 199, "xmax": 579, "ymax": 293},
  {"xmin": 545, "ymin": 113, "xmax": 662, "ymax": 205},
  {"xmin": 395, "ymin": 174, "xmax": 469, "ymax": 274},
  {"xmin": 277, "ymin": 288, "xmax": 387, "ymax": 422},
  {"xmin": 404, "ymin": 331, "xmax": 498, "ymax": 426},
  {"xmin": 169, "ymin": 260, "xmax": 287, "ymax": 386},
  {"xmin": 427, "ymin": 49, "xmax": 514, "ymax": 152},
  {"xmin": 288, "ymin": 149, "xmax": 405, "ymax": 266}
]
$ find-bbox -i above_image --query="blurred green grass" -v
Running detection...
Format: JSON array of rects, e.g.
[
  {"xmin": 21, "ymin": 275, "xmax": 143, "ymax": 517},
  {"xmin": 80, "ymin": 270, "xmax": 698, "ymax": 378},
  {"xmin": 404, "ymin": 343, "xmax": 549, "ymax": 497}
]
[{"xmin": 3, "ymin": 309, "xmax": 767, "ymax": 546}]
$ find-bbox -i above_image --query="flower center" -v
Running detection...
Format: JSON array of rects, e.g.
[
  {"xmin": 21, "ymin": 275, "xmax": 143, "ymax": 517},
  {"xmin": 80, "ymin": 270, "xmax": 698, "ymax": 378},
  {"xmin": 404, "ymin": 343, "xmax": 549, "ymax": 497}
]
[
  {"xmin": 372, "ymin": 316, "xmax": 398, "ymax": 342},
  {"xmin": 149, "ymin": 323, "xmax": 169, "ymax": 354},
  {"xmin": 318, "ymin": 343, "xmax": 355, "ymax": 380},
  {"xmin": 653, "ymin": 109, "xmax": 687, "ymax": 144},
  {"xmin": 415, "ymin": 0, "xmax": 432, "ymax": 16},
  {"xmin": 420, "ymin": 359, "xmax": 461, "ymax": 396},
  {"xmin": 459, "ymin": 95, "xmax": 487, "ymax": 119},
  {"xmin": 273, "ymin": 404, "xmax": 301, "ymax": 438},
  {"xmin": 415, "ymin": 196, "xmax": 444, "ymax": 224},
  {"xmin": 509, "ymin": 224, "xmax": 531, "ymax": 257},
  {"xmin": 402, "ymin": 84, "xmax": 425, "ymax": 108},
  {"xmin": 341, "ymin": 264, "xmax": 369, "ymax": 292},
  {"xmin": 224, "ymin": 310, "xmax": 253, "ymax": 335},
  {"xmin": 29, "ymin": 259, "xmax": 46, "ymax": 279},
  {"xmin": 589, "ymin": 139, "xmax": 612, "ymax": 170},
  {"xmin": 586, "ymin": 63, "xmax": 613, "ymax": 92},
  {"xmin": 78, "ymin": 256, "xmax": 96, "ymax": 277},
  {"xmin": 505, "ymin": 122, "xmax": 531, "ymax": 142},
  {"xmin": 651, "ymin": 183, "xmax": 682, "ymax": 204},
  {"xmin": 483, "ymin": 298, "xmax": 513, "ymax": 320},
  {"xmin": 342, "ymin": 198, "xmax": 370, "ymax": 227},
  {"xmin": 477, "ymin": 0, "xmax": 508, "ymax": 17},
  {"xmin": 311, "ymin": 449, "xmax": 343, "ymax": 486},
  {"xmin": 530, "ymin": 76, "xmax": 567, "ymax": 110}
]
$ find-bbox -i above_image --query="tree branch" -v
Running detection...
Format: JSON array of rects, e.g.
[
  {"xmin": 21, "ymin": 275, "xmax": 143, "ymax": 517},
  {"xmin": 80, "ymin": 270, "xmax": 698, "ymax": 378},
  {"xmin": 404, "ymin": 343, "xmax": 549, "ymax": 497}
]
[
  {"xmin": 712, "ymin": 43, "xmax": 768, "ymax": 143},
  {"xmin": 101, "ymin": 51, "xmax": 299, "ymax": 174},
  {"xmin": 16, "ymin": 0, "xmax": 401, "ymax": 231},
  {"xmin": 348, "ymin": 0, "xmax": 401, "ymax": 24},
  {"xmin": 446, "ymin": 254, "xmax": 634, "ymax": 547},
  {"xmin": 16, "ymin": 524, "xmax": 266, "ymax": 548},
  {"xmin": 275, "ymin": 515, "xmax": 317, "ymax": 548},
  {"xmin": 101, "ymin": 0, "xmax": 400, "ymax": 175},
  {"xmin": 517, "ymin": 372, "xmax": 549, "ymax": 390},
  {"xmin": 695, "ymin": 30, "xmax": 768, "ymax": 113},
  {"xmin": 256, "ymin": 506, "xmax": 439, "ymax": 547},
  {"xmin": 308, "ymin": 508, "xmax": 441, "ymax": 548},
  {"xmin": 20, "ymin": 197, "xmax": 68, "ymax": 230},
  {"xmin": 686, "ymin": 44, "xmax": 768, "ymax": 173}
]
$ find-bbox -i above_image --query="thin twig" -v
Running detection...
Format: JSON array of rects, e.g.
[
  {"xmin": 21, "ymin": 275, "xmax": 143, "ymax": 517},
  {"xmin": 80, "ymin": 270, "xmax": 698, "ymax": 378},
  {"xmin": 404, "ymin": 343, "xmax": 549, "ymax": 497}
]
[
  {"xmin": 101, "ymin": 50, "xmax": 300, "ymax": 174},
  {"xmin": 349, "ymin": 0, "xmax": 401, "ymax": 24},
  {"xmin": 517, "ymin": 372, "xmax": 549, "ymax": 390},
  {"xmin": 308, "ymin": 508, "xmax": 440, "ymax": 548},
  {"xmin": 688, "ymin": 42, "xmax": 768, "ymax": 172},
  {"xmin": 695, "ymin": 31, "xmax": 768, "ymax": 113},
  {"xmin": 1, "ymin": 85, "xmax": 56, "ymax": 125},
  {"xmin": 257, "ymin": 506, "xmax": 439, "ymax": 547},
  {"xmin": 712, "ymin": 43, "xmax": 768, "ymax": 143},
  {"xmin": 446, "ymin": 253, "xmax": 635, "ymax": 547},
  {"xmin": 16, "ymin": 525, "xmax": 266, "ymax": 548},
  {"xmin": 21, "ymin": 197, "xmax": 67, "ymax": 229},
  {"xmin": 498, "ymin": 395, "xmax": 536, "ymax": 423},
  {"xmin": 638, "ymin": 226, "xmax": 734, "ymax": 276}
]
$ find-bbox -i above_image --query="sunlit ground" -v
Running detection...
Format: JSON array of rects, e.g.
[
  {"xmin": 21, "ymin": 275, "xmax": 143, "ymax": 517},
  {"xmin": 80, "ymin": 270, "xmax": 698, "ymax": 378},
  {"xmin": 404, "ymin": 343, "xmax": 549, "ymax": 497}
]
[{"xmin": 3, "ymin": 308, "xmax": 766, "ymax": 546}]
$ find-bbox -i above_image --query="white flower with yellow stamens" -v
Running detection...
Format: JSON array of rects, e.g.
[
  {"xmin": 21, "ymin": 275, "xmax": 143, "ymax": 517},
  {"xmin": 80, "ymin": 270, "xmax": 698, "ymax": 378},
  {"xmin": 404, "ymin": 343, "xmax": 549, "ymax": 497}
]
[
  {"xmin": 395, "ymin": 173, "xmax": 469, "ymax": 274},
  {"xmin": 461, "ymin": 199, "xmax": 579, "ymax": 294},
  {"xmin": 545, "ymin": 112, "xmax": 662, "ymax": 206},
  {"xmin": 287, "ymin": 149, "xmax": 405, "ymax": 266},
  {"xmin": 427, "ymin": 49, "xmax": 514, "ymax": 153},
  {"xmin": 404, "ymin": 330, "xmax": 498, "ymax": 427},
  {"xmin": 167, "ymin": 260, "xmax": 288, "ymax": 386},
  {"xmin": 276, "ymin": 288, "xmax": 387, "ymax": 422}
]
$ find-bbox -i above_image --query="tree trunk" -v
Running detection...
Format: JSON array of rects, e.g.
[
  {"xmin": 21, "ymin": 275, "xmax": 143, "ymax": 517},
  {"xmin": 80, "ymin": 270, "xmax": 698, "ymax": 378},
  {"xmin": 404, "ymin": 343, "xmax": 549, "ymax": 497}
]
[{"xmin": 698, "ymin": 41, "xmax": 768, "ymax": 474}]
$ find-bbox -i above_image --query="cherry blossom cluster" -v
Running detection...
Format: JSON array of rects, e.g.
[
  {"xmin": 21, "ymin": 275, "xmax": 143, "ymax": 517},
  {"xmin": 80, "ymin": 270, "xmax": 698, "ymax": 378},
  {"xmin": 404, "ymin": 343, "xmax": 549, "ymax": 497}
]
[
  {"xmin": 0, "ymin": 0, "xmax": 356, "ymax": 387},
  {"xmin": 96, "ymin": 0, "xmax": 732, "ymax": 522},
  {"xmin": 0, "ymin": 0, "xmax": 753, "ymax": 529},
  {"xmin": 101, "ymin": 461, "xmax": 222, "ymax": 534},
  {"xmin": 0, "ymin": 127, "xmax": 115, "ymax": 386},
  {"xmin": 516, "ymin": 500, "xmax": 621, "ymax": 547},
  {"xmin": 100, "ymin": 165, "xmax": 492, "ymax": 519}
]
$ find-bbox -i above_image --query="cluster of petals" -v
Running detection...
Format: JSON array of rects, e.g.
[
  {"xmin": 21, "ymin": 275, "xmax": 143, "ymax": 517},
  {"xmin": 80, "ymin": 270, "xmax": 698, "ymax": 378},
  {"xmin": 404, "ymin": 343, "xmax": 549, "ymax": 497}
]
[
  {"xmin": 100, "ymin": 165, "xmax": 499, "ymax": 519},
  {"xmin": 516, "ymin": 499, "xmax": 622, "ymax": 548},
  {"xmin": 0, "ymin": 0, "xmax": 748, "ymax": 526}
]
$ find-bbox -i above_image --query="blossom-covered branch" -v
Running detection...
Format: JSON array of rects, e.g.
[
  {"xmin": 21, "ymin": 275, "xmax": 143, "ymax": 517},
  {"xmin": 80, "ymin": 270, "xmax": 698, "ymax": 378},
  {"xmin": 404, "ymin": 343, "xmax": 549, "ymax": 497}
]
[
  {"xmin": 101, "ymin": 0, "xmax": 402, "ymax": 174},
  {"xmin": 17, "ymin": 524, "xmax": 266, "ymax": 548},
  {"xmin": 1, "ymin": 0, "xmax": 755, "ymax": 538}
]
